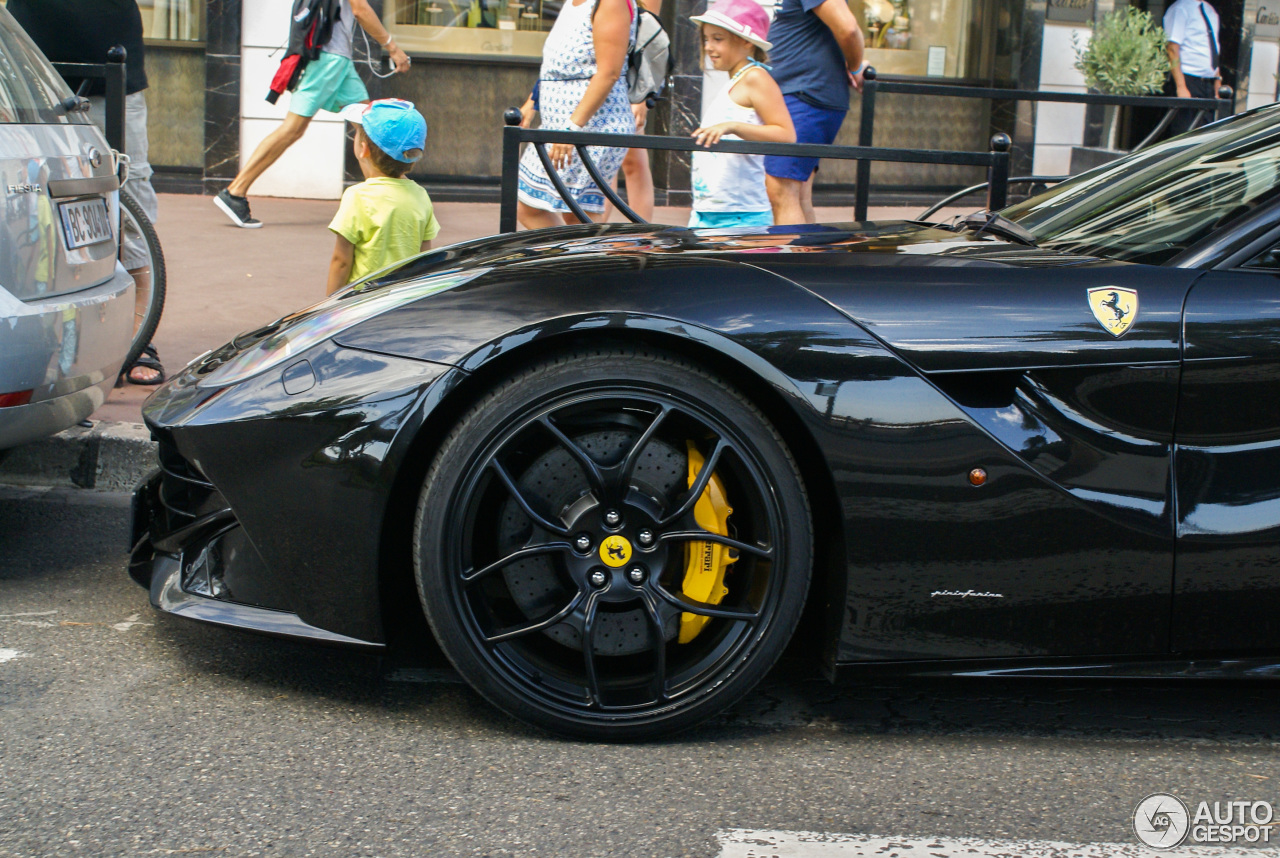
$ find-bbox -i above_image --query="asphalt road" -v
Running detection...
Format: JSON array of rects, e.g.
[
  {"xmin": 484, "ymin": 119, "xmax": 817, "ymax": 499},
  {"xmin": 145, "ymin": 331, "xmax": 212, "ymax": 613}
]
[{"xmin": 2, "ymin": 487, "xmax": 1279, "ymax": 857}]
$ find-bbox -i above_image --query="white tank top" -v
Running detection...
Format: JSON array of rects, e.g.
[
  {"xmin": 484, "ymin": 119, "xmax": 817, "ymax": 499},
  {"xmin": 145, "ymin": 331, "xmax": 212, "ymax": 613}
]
[{"xmin": 691, "ymin": 63, "xmax": 770, "ymax": 213}]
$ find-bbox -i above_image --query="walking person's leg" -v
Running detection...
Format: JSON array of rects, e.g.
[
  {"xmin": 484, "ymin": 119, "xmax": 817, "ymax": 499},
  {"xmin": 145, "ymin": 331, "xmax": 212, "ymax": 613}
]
[
  {"xmin": 518, "ymin": 201, "xmax": 568, "ymax": 229},
  {"xmin": 800, "ymin": 174, "xmax": 816, "ymax": 224},
  {"xmin": 228, "ymin": 112, "xmax": 313, "ymax": 198},
  {"xmin": 766, "ymin": 174, "xmax": 807, "ymax": 225},
  {"xmin": 765, "ymin": 94, "xmax": 846, "ymax": 226},
  {"xmin": 618, "ymin": 146, "xmax": 655, "ymax": 221},
  {"xmin": 215, "ymin": 53, "xmax": 366, "ymax": 227}
]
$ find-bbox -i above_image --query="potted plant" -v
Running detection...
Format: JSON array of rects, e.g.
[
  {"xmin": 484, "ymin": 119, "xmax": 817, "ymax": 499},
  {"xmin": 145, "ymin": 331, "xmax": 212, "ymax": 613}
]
[{"xmin": 1073, "ymin": 7, "xmax": 1170, "ymax": 151}]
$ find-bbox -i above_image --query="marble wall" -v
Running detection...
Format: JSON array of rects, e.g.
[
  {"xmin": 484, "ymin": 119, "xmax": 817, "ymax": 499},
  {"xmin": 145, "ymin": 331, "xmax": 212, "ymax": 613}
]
[
  {"xmin": 146, "ymin": 45, "xmax": 205, "ymax": 169},
  {"xmin": 203, "ymin": 0, "xmax": 241, "ymax": 194}
]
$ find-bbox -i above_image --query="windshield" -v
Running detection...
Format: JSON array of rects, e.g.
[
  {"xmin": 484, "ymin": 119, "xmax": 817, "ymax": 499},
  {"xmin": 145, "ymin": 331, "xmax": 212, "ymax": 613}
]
[{"xmin": 1003, "ymin": 110, "xmax": 1280, "ymax": 265}]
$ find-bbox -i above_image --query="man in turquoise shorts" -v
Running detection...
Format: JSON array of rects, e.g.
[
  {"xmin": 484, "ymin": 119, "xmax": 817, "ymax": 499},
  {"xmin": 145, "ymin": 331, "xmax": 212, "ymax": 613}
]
[{"xmin": 215, "ymin": 0, "xmax": 411, "ymax": 228}]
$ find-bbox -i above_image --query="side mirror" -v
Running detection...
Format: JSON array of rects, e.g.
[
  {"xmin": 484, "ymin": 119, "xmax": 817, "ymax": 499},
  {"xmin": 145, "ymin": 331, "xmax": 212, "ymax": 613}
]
[{"xmin": 1245, "ymin": 247, "xmax": 1280, "ymax": 270}]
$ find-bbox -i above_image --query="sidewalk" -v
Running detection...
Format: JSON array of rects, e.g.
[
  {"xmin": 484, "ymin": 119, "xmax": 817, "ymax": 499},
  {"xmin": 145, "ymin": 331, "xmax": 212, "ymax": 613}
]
[{"xmin": 98, "ymin": 194, "xmax": 945, "ymax": 426}]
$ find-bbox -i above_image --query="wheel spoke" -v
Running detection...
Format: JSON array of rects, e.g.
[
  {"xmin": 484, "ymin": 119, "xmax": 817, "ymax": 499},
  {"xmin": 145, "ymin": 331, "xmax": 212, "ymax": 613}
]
[
  {"xmin": 462, "ymin": 542, "xmax": 571, "ymax": 585},
  {"xmin": 485, "ymin": 590, "xmax": 585, "ymax": 643},
  {"xmin": 489, "ymin": 459, "xmax": 570, "ymax": 536},
  {"xmin": 653, "ymin": 584, "xmax": 761, "ymax": 623},
  {"xmin": 659, "ymin": 529, "xmax": 773, "ymax": 559},
  {"xmin": 658, "ymin": 438, "xmax": 728, "ymax": 527},
  {"xmin": 638, "ymin": 590, "xmax": 668, "ymax": 703},
  {"xmin": 615, "ymin": 405, "xmax": 671, "ymax": 492},
  {"xmin": 582, "ymin": 590, "xmax": 604, "ymax": 707},
  {"xmin": 538, "ymin": 415, "xmax": 608, "ymax": 500}
]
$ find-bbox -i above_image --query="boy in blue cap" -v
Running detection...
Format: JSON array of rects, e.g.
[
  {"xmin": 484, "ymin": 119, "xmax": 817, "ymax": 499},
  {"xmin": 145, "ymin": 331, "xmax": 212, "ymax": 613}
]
[{"xmin": 326, "ymin": 98, "xmax": 440, "ymax": 294}]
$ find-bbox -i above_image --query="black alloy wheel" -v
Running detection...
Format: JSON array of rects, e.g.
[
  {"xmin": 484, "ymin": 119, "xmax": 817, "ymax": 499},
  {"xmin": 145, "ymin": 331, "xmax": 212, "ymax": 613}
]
[{"xmin": 414, "ymin": 348, "xmax": 812, "ymax": 740}]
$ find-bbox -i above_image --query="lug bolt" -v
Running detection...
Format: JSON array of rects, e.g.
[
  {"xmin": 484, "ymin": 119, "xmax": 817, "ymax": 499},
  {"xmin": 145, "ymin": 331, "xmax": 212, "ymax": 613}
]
[
  {"xmin": 603, "ymin": 509, "xmax": 622, "ymax": 527},
  {"xmin": 637, "ymin": 529, "xmax": 654, "ymax": 547},
  {"xmin": 574, "ymin": 533, "xmax": 592, "ymax": 552},
  {"xmin": 589, "ymin": 568, "xmax": 608, "ymax": 588},
  {"xmin": 627, "ymin": 565, "xmax": 646, "ymax": 585}
]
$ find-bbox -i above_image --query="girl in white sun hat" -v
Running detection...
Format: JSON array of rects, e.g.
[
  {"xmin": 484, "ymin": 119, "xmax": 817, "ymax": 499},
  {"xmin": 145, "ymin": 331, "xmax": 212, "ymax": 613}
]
[{"xmin": 689, "ymin": 0, "xmax": 795, "ymax": 229}]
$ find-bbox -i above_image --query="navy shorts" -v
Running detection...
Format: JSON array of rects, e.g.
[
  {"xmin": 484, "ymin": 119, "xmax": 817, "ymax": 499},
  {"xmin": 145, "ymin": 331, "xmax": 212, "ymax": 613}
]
[{"xmin": 764, "ymin": 94, "xmax": 848, "ymax": 182}]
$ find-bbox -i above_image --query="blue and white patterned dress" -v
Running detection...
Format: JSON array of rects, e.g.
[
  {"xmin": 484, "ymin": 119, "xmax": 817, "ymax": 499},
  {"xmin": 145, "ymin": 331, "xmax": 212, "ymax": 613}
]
[{"xmin": 518, "ymin": 0, "xmax": 637, "ymax": 215}]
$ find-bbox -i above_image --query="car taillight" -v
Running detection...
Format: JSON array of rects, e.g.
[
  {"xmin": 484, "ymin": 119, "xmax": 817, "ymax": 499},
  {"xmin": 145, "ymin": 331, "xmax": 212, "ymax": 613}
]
[{"xmin": 0, "ymin": 391, "xmax": 33, "ymax": 408}]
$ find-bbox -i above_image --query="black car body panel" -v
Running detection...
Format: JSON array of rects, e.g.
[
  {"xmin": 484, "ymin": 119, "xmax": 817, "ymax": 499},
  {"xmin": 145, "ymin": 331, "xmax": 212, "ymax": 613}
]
[
  {"xmin": 134, "ymin": 221, "xmax": 1236, "ymax": 670},
  {"xmin": 1175, "ymin": 269, "xmax": 1280, "ymax": 654}
]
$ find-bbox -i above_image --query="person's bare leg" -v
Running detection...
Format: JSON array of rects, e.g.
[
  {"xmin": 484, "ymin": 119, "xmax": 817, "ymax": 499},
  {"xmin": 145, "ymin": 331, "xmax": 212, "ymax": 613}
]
[
  {"xmin": 800, "ymin": 175, "xmax": 817, "ymax": 224},
  {"xmin": 618, "ymin": 147, "xmax": 654, "ymax": 221},
  {"xmin": 563, "ymin": 209, "xmax": 600, "ymax": 224},
  {"xmin": 125, "ymin": 266, "xmax": 160, "ymax": 383},
  {"xmin": 518, "ymin": 201, "xmax": 568, "ymax": 230},
  {"xmin": 766, "ymin": 174, "xmax": 806, "ymax": 226},
  {"xmin": 227, "ymin": 112, "xmax": 313, "ymax": 198}
]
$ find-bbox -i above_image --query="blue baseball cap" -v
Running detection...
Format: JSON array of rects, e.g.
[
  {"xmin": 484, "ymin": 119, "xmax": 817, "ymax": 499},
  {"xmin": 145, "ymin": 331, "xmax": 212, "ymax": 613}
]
[{"xmin": 339, "ymin": 98, "xmax": 427, "ymax": 163}]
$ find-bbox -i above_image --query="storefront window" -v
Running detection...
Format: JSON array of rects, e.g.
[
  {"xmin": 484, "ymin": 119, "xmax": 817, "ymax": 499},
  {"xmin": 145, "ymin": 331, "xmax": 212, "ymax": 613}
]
[
  {"xmin": 137, "ymin": 0, "xmax": 204, "ymax": 43},
  {"xmin": 385, "ymin": 0, "xmax": 557, "ymax": 60},
  {"xmin": 859, "ymin": 0, "xmax": 972, "ymax": 78}
]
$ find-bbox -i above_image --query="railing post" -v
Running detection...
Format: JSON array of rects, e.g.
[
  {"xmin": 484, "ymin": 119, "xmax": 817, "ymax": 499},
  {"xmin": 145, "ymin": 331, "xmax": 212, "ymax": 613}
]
[
  {"xmin": 104, "ymin": 45, "xmax": 127, "ymax": 153},
  {"xmin": 854, "ymin": 67, "xmax": 877, "ymax": 221},
  {"xmin": 499, "ymin": 108, "xmax": 523, "ymax": 234},
  {"xmin": 986, "ymin": 133, "xmax": 1011, "ymax": 212},
  {"xmin": 1217, "ymin": 84, "xmax": 1235, "ymax": 121}
]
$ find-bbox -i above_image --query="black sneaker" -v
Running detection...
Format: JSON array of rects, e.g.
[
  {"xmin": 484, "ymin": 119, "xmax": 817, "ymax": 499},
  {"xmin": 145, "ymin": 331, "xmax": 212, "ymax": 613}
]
[{"xmin": 214, "ymin": 189, "xmax": 262, "ymax": 228}]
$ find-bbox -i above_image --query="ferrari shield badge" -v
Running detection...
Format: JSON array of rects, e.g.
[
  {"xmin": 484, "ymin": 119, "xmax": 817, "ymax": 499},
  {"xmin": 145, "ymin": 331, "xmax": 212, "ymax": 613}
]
[{"xmin": 1088, "ymin": 287, "xmax": 1139, "ymax": 337}]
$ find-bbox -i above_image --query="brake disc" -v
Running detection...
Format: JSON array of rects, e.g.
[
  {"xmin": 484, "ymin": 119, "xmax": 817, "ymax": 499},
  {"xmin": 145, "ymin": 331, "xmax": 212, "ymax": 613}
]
[{"xmin": 498, "ymin": 429, "xmax": 685, "ymax": 656}]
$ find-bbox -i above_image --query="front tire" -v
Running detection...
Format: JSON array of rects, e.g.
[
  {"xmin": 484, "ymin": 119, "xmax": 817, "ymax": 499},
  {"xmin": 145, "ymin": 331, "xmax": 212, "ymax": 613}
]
[{"xmin": 414, "ymin": 347, "xmax": 812, "ymax": 740}]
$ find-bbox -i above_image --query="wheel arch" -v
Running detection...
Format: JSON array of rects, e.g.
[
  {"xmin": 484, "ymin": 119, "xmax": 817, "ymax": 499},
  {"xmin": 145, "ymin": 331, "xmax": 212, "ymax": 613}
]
[{"xmin": 375, "ymin": 320, "xmax": 848, "ymax": 667}]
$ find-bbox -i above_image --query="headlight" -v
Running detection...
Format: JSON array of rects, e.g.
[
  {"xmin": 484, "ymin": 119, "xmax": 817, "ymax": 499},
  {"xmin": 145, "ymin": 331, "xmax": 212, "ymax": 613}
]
[{"xmin": 198, "ymin": 268, "xmax": 489, "ymax": 388}]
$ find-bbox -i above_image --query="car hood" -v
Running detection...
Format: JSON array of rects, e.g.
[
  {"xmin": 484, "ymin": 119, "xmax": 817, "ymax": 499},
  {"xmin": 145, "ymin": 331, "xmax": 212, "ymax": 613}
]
[{"xmin": 363, "ymin": 220, "xmax": 1111, "ymax": 288}]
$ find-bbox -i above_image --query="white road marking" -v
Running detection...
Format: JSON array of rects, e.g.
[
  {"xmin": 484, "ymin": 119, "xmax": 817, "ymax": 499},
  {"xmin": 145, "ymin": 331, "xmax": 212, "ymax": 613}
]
[
  {"xmin": 0, "ymin": 610, "xmax": 57, "ymax": 618},
  {"xmin": 0, "ymin": 648, "xmax": 26, "ymax": 664},
  {"xmin": 716, "ymin": 829, "xmax": 1250, "ymax": 857},
  {"xmin": 111, "ymin": 613, "xmax": 152, "ymax": 632}
]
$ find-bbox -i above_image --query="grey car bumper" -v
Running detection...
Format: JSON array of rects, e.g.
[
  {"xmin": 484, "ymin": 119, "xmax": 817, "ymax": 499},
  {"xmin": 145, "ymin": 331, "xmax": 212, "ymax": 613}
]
[{"xmin": 0, "ymin": 264, "xmax": 134, "ymax": 449}]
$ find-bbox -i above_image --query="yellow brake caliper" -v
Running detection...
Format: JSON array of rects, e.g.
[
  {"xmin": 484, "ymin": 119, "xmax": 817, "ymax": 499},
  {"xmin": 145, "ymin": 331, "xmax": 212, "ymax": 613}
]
[{"xmin": 679, "ymin": 441, "xmax": 737, "ymax": 643}]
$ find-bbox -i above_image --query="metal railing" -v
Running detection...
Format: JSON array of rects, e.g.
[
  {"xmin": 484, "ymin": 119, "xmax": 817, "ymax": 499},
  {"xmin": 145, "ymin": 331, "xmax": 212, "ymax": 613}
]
[
  {"xmin": 854, "ymin": 67, "xmax": 1235, "ymax": 220},
  {"xmin": 499, "ymin": 107, "xmax": 1012, "ymax": 232},
  {"xmin": 51, "ymin": 46, "xmax": 128, "ymax": 152}
]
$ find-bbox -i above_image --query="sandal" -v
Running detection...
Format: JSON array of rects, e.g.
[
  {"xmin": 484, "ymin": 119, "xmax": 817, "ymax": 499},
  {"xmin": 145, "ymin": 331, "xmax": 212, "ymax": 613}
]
[{"xmin": 124, "ymin": 343, "xmax": 166, "ymax": 386}]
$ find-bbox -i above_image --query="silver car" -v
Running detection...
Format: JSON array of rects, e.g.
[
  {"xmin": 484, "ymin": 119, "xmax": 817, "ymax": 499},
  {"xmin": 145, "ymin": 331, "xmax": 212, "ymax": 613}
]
[{"xmin": 0, "ymin": 7, "xmax": 133, "ymax": 449}]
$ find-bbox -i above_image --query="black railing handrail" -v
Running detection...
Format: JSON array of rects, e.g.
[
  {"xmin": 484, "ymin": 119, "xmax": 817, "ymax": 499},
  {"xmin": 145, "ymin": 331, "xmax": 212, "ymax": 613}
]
[
  {"xmin": 854, "ymin": 66, "xmax": 1235, "ymax": 220},
  {"xmin": 499, "ymin": 109, "xmax": 1012, "ymax": 232},
  {"xmin": 51, "ymin": 46, "xmax": 128, "ymax": 153}
]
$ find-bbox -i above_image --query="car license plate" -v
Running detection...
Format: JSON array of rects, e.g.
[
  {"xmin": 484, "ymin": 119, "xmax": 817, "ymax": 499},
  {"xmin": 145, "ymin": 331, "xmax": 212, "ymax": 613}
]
[{"xmin": 58, "ymin": 197, "xmax": 114, "ymax": 250}]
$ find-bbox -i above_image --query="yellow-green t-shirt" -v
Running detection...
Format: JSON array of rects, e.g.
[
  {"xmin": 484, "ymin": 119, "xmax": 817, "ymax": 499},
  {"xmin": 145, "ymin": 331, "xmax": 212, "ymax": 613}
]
[{"xmin": 328, "ymin": 177, "xmax": 441, "ymax": 284}]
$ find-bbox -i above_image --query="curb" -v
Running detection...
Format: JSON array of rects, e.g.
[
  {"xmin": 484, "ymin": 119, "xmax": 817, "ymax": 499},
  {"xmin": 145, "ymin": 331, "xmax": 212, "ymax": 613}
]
[{"xmin": 0, "ymin": 421, "xmax": 156, "ymax": 492}]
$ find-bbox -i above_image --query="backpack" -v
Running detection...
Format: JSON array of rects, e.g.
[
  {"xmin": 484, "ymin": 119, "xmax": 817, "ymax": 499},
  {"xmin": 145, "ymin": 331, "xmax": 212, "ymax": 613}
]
[
  {"xmin": 627, "ymin": 7, "xmax": 672, "ymax": 105},
  {"xmin": 266, "ymin": 0, "xmax": 342, "ymax": 104},
  {"xmin": 590, "ymin": 0, "xmax": 672, "ymax": 106}
]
